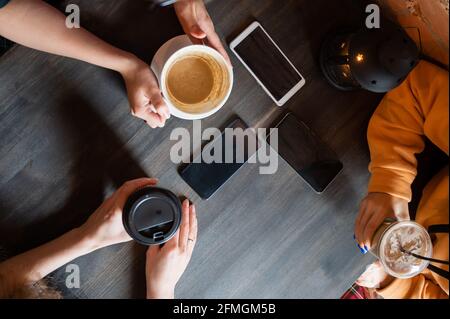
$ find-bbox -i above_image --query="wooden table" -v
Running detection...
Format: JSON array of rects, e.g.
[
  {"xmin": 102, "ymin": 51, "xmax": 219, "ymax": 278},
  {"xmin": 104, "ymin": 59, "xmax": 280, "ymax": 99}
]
[{"xmin": 0, "ymin": 0, "xmax": 380, "ymax": 298}]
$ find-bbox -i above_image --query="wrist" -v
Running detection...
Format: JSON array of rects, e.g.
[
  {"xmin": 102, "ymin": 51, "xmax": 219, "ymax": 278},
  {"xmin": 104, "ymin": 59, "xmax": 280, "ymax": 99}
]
[
  {"xmin": 117, "ymin": 53, "xmax": 146, "ymax": 78},
  {"xmin": 146, "ymin": 285, "xmax": 175, "ymax": 299},
  {"xmin": 73, "ymin": 226, "xmax": 104, "ymax": 254}
]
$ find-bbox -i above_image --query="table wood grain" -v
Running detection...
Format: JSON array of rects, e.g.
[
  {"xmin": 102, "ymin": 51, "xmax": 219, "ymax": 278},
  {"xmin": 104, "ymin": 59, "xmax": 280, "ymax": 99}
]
[{"xmin": 0, "ymin": 0, "xmax": 380, "ymax": 298}]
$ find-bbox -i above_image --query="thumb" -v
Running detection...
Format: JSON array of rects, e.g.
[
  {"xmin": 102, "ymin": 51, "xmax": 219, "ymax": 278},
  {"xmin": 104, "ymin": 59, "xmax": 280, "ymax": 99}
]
[{"xmin": 190, "ymin": 24, "xmax": 206, "ymax": 39}]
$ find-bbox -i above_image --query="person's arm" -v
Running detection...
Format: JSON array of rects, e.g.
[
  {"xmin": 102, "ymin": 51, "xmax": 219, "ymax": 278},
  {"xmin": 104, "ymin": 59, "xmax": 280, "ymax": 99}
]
[
  {"xmin": 0, "ymin": 228, "xmax": 99, "ymax": 288},
  {"xmin": 0, "ymin": 0, "xmax": 169, "ymax": 128},
  {"xmin": 0, "ymin": 0, "xmax": 132, "ymax": 73},
  {"xmin": 367, "ymin": 60, "xmax": 449, "ymax": 201},
  {"xmin": 377, "ymin": 273, "xmax": 448, "ymax": 299},
  {"xmin": 0, "ymin": 178, "xmax": 158, "ymax": 293},
  {"xmin": 355, "ymin": 61, "xmax": 449, "ymax": 249}
]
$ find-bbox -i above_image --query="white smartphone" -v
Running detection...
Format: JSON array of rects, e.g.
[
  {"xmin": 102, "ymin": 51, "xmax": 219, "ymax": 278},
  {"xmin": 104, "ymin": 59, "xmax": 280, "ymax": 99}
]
[{"xmin": 229, "ymin": 21, "xmax": 306, "ymax": 106}]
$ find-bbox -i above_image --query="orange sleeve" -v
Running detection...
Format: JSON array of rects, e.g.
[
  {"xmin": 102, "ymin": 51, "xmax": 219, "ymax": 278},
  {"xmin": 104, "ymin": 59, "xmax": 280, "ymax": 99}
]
[
  {"xmin": 376, "ymin": 274, "xmax": 448, "ymax": 299},
  {"xmin": 367, "ymin": 60, "xmax": 449, "ymax": 201}
]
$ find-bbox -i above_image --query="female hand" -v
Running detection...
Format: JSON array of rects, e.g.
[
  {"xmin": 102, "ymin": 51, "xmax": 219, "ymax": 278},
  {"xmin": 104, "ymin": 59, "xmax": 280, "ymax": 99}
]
[
  {"xmin": 121, "ymin": 58, "xmax": 170, "ymax": 128},
  {"xmin": 80, "ymin": 178, "xmax": 159, "ymax": 250},
  {"xmin": 354, "ymin": 192, "xmax": 409, "ymax": 251},
  {"xmin": 0, "ymin": 0, "xmax": 170, "ymax": 128},
  {"xmin": 146, "ymin": 199, "xmax": 198, "ymax": 299},
  {"xmin": 356, "ymin": 261, "xmax": 394, "ymax": 289},
  {"xmin": 174, "ymin": 0, "xmax": 231, "ymax": 65}
]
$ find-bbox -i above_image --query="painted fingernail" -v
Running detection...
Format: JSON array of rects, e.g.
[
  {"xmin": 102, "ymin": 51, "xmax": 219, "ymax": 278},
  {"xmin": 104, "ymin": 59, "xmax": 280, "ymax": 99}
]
[
  {"xmin": 364, "ymin": 245, "xmax": 369, "ymax": 251},
  {"xmin": 357, "ymin": 244, "xmax": 367, "ymax": 254}
]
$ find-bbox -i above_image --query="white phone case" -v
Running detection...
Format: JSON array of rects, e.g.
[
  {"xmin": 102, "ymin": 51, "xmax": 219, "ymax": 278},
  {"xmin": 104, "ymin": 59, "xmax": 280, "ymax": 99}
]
[{"xmin": 229, "ymin": 21, "xmax": 306, "ymax": 106}]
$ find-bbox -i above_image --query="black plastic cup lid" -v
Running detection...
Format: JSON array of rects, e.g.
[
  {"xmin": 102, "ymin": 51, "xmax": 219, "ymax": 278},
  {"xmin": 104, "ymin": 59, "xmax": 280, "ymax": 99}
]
[{"xmin": 123, "ymin": 186, "xmax": 182, "ymax": 245}]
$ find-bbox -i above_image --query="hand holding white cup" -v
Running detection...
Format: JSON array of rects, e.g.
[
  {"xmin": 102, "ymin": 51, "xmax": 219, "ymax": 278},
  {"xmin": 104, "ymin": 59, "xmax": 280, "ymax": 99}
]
[{"xmin": 151, "ymin": 35, "xmax": 233, "ymax": 120}]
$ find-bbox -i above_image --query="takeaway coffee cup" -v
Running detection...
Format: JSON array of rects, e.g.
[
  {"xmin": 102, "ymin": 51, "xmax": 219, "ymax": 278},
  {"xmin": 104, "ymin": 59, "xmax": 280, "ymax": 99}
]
[
  {"xmin": 151, "ymin": 35, "xmax": 233, "ymax": 120},
  {"xmin": 123, "ymin": 186, "xmax": 182, "ymax": 245},
  {"xmin": 370, "ymin": 219, "xmax": 433, "ymax": 278}
]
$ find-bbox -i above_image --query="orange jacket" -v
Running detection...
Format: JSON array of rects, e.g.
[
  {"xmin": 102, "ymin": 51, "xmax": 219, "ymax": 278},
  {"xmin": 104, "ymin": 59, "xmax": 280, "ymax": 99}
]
[{"xmin": 367, "ymin": 61, "xmax": 449, "ymax": 299}]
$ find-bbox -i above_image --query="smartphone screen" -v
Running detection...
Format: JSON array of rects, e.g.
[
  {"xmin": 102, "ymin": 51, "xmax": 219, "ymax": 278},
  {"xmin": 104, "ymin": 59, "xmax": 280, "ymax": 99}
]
[
  {"xmin": 179, "ymin": 118, "xmax": 252, "ymax": 200},
  {"xmin": 231, "ymin": 23, "xmax": 304, "ymax": 103},
  {"xmin": 269, "ymin": 113, "xmax": 343, "ymax": 193}
]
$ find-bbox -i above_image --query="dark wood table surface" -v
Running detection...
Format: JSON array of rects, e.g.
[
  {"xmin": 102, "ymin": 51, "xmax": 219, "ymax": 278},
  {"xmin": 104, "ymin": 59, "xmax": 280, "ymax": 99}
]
[{"xmin": 0, "ymin": 0, "xmax": 380, "ymax": 298}]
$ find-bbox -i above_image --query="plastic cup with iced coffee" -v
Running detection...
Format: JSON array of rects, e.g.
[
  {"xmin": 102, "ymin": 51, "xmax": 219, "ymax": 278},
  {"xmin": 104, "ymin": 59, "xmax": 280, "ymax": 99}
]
[{"xmin": 370, "ymin": 220, "xmax": 433, "ymax": 278}]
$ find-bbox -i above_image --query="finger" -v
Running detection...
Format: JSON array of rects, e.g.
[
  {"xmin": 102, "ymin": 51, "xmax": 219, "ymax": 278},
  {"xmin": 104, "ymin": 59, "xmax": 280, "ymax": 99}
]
[
  {"xmin": 100, "ymin": 192, "xmax": 115, "ymax": 209},
  {"xmin": 166, "ymin": 228, "xmax": 180, "ymax": 250},
  {"xmin": 362, "ymin": 212, "xmax": 381, "ymax": 250},
  {"xmin": 116, "ymin": 178, "xmax": 159, "ymax": 206},
  {"xmin": 396, "ymin": 204, "xmax": 410, "ymax": 221},
  {"xmin": 356, "ymin": 206, "xmax": 373, "ymax": 245},
  {"xmin": 355, "ymin": 199, "xmax": 368, "ymax": 230},
  {"xmin": 205, "ymin": 32, "xmax": 232, "ymax": 66},
  {"xmin": 131, "ymin": 105, "xmax": 164, "ymax": 128},
  {"xmin": 187, "ymin": 204, "xmax": 197, "ymax": 255},
  {"xmin": 166, "ymin": 213, "xmax": 181, "ymax": 248},
  {"xmin": 358, "ymin": 210, "xmax": 376, "ymax": 250},
  {"xmin": 144, "ymin": 110, "xmax": 166, "ymax": 129},
  {"xmin": 151, "ymin": 91, "xmax": 170, "ymax": 119},
  {"xmin": 178, "ymin": 199, "xmax": 190, "ymax": 250},
  {"xmin": 190, "ymin": 24, "xmax": 207, "ymax": 39},
  {"xmin": 146, "ymin": 245, "xmax": 160, "ymax": 259},
  {"xmin": 188, "ymin": 35, "xmax": 204, "ymax": 46},
  {"xmin": 354, "ymin": 200, "xmax": 368, "ymax": 243},
  {"xmin": 121, "ymin": 177, "xmax": 159, "ymax": 192}
]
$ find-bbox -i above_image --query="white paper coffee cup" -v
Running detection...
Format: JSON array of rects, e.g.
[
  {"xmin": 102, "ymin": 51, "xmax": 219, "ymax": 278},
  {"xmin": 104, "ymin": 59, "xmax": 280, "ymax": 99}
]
[{"xmin": 151, "ymin": 35, "xmax": 233, "ymax": 120}]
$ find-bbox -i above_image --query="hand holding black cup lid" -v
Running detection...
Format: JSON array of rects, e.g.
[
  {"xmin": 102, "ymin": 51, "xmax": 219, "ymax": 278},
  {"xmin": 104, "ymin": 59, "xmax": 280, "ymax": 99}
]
[{"xmin": 123, "ymin": 186, "xmax": 182, "ymax": 245}]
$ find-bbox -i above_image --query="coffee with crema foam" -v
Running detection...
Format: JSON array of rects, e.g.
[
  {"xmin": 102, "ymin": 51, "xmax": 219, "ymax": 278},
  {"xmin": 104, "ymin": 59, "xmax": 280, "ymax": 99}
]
[{"xmin": 165, "ymin": 52, "xmax": 230, "ymax": 114}]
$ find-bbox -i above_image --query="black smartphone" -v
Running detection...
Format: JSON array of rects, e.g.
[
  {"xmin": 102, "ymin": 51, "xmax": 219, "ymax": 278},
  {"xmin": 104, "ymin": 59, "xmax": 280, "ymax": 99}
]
[
  {"xmin": 179, "ymin": 117, "xmax": 252, "ymax": 200},
  {"xmin": 269, "ymin": 113, "xmax": 343, "ymax": 193}
]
